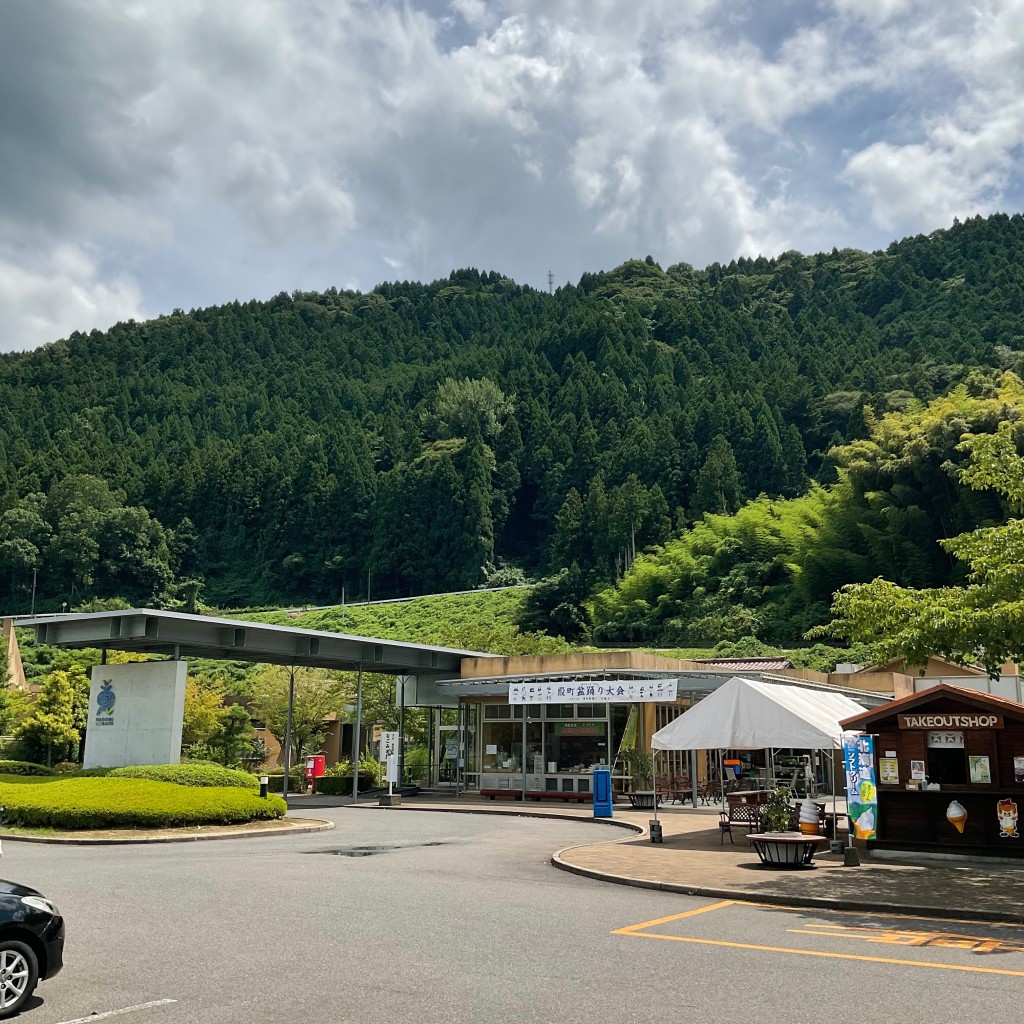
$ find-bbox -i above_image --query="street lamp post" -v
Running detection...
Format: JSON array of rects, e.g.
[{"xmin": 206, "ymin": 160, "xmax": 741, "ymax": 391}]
[{"xmin": 30, "ymin": 568, "xmax": 37, "ymax": 616}]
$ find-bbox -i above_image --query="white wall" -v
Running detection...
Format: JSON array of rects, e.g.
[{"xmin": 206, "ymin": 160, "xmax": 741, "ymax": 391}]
[
  {"xmin": 913, "ymin": 674, "xmax": 1023, "ymax": 702},
  {"xmin": 83, "ymin": 661, "xmax": 187, "ymax": 768}
]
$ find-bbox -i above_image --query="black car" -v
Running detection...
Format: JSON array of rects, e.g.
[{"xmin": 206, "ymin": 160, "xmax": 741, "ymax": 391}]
[{"xmin": 0, "ymin": 881, "xmax": 64, "ymax": 1018}]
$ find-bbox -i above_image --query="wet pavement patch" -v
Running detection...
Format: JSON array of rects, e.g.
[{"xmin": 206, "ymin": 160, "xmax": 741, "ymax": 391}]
[{"xmin": 311, "ymin": 840, "xmax": 454, "ymax": 857}]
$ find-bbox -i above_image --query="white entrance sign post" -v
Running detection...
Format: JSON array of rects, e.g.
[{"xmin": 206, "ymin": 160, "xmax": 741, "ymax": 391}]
[
  {"xmin": 380, "ymin": 731, "xmax": 400, "ymax": 797},
  {"xmin": 83, "ymin": 661, "xmax": 188, "ymax": 768}
]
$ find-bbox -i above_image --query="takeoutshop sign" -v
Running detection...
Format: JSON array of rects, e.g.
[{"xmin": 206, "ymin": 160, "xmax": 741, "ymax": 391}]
[{"xmin": 898, "ymin": 713, "xmax": 1004, "ymax": 730}]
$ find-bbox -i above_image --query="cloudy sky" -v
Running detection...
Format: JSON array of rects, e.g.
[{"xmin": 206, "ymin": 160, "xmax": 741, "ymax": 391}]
[{"xmin": 1, "ymin": 0, "xmax": 1022, "ymax": 351}]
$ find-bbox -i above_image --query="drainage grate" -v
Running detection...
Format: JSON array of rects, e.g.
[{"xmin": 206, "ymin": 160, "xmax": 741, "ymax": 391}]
[{"xmin": 311, "ymin": 840, "xmax": 453, "ymax": 857}]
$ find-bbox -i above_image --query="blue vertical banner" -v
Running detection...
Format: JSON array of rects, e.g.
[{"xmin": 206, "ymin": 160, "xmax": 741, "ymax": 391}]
[{"xmin": 843, "ymin": 734, "xmax": 878, "ymax": 840}]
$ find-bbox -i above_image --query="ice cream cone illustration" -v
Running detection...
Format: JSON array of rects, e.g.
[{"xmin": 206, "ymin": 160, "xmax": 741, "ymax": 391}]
[
  {"xmin": 798, "ymin": 797, "xmax": 820, "ymax": 835},
  {"xmin": 852, "ymin": 807, "xmax": 875, "ymax": 839},
  {"xmin": 946, "ymin": 799, "xmax": 968, "ymax": 834}
]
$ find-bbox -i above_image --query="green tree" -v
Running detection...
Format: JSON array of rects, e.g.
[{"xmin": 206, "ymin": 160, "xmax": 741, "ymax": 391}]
[
  {"xmin": 16, "ymin": 669, "xmax": 83, "ymax": 765},
  {"xmin": 249, "ymin": 666, "xmax": 347, "ymax": 765},
  {"xmin": 823, "ymin": 412, "xmax": 1024, "ymax": 674},
  {"xmin": 210, "ymin": 704, "xmax": 256, "ymax": 766},
  {"xmin": 690, "ymin": 435, "xmax": 743, "ymax": 519},
  {"xmin": 182, "ymin": 676, "xmax": 227, "ymax": 746}
]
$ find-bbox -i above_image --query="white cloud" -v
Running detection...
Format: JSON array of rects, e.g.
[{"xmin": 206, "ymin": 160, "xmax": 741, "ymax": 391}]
[
  {"xmin": 0, "ymin": 241, "xmax": 145, "ymax": 351},
  {"xmin": 1, "ymin": 1, "xmax": 1023, "ymax": 349},
  {"xmin": 841, "ymin": 1, "xmax": 1024, "ymax": 231}
]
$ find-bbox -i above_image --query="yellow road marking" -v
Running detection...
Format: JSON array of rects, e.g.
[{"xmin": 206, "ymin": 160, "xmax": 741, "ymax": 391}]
[
  {"xmin": 789, "ymin": 922, "xmax": 1024, "ymax": 954},
  {"xmin": 612, "ymin": 901, "xmax": 1024, "ymax": 976},
  {"xmin": 611, "ymin": 900, "xmax": 735, "ymax": 935},
  {"xmin": 616, "ymin": 929, "xmax": 1024, "ymax": 976},
  {"xmin": 739, "ymin": 900, "xmax": 1024, "ymax": 929}
]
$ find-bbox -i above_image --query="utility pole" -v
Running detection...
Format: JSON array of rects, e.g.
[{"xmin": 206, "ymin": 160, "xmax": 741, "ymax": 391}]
[
  {"xmin": 547, "ymin": 269, "xmax": 554, "ymax": 294},
  {"xmin": 30, "ymin": 568, "xmax": 37, "ymax": 616}
]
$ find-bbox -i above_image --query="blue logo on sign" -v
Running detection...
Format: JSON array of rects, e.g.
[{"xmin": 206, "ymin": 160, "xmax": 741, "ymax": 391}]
[{"xmin": 97, "ymin": 680, "xmax": 116, "ymax": 716}]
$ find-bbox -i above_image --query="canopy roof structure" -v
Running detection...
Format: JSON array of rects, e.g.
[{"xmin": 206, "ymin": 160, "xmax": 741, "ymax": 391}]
[
  {"xmin": 651, "ymin": 676, "xmax": 868, "ymax": 751},
  {"xmin": 20, "ymin": 609, "xmax": 492, "ymax": 677}
]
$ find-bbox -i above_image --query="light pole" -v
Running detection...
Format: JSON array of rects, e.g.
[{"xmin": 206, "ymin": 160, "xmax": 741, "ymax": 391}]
[{"xmin": 30, "ymin": 568, "xmax": 37, "ymax": 616}]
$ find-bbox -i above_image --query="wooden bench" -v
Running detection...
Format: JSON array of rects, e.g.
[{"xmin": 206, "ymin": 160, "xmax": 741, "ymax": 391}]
[{"xmin": 719, "ymin": 802, "xmax": 763, "ymax": 844}]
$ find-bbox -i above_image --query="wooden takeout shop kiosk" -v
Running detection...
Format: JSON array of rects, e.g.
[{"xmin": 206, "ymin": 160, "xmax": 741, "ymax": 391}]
[{"xmin": 840, "ymin": 685, "xmax": 1024, "ymax": 858}]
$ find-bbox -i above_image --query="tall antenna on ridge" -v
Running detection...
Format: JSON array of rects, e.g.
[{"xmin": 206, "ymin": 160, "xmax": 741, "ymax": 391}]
[{"xmin": 547, "ymin": 269, "xmax": 554, "ymax": 294}]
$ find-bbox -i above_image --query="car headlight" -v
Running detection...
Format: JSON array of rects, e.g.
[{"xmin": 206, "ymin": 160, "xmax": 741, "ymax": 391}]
[{"xmin": 20, "ymin": 896, "xmax": 56, "ymax": 916}]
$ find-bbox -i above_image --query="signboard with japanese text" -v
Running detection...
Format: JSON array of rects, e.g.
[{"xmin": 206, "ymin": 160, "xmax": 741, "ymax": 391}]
[
  {"xmin": 508, "ymin": 679, "xmax": 678, "ymax": 704},
  {"xmin": 843, "ymin": 734, "xmax": 878, "ymax": 841},
  {"xmin": 379, "ymin": 731, "xmax": 399, "ymax": 763}
]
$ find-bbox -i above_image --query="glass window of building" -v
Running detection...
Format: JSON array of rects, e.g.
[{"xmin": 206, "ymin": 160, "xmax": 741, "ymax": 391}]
[{"xmin": 543, "ymin": 720, "xmax": 608, "ymax": 771}]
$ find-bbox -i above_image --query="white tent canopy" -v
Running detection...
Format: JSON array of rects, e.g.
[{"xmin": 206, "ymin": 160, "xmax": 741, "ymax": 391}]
[{"xmin": 651, "ymin": 676, "xmax": 865, "ymax": 752}]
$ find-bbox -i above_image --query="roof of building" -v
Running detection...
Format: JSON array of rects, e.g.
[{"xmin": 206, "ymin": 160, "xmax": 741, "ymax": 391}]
[
  {"xmin": 852, "ymin": 656, "xmax": 988, "ymax": 677},
  {"xmin": 840, "ymin": 683, "xmax": 1024, "ymax": 730},
  {"xmin": 689, "ymin": 657, "xmax": 794, "ymax": 673},
  {"xmin": 19, "ymin": 608, "xmax": 493, "ymax": 676}
]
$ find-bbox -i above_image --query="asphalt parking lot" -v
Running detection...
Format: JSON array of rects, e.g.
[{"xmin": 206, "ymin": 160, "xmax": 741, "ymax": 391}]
[{"xmin": 9, "ymin": 809, "xmax": 1024, "ymax": 1024}]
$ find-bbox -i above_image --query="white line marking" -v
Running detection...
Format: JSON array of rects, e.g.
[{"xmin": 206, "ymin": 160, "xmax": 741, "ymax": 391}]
[{"xmin": 54, "ymin": 998, "xmax": 177, "ymax": 1024}]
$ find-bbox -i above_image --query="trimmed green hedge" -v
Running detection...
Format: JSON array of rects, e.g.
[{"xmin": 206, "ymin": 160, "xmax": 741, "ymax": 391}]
[
  {"xmin": 108, "ymin": 763, "xmax": 259, "ymax": 789},
  {"xmin": 315, "ymin": 775, "xmax": 375, "ymax": 795},
  {"xmin": 0, "ymin": 778, "xmax": 286, "ymax": 830},
  {"xmin": 0, "ymin": 761, "xmax": 55, "ymax": 777},
  {"xmin": 262, "ymin": 768, "xmax": 306, "ymax": 794}
]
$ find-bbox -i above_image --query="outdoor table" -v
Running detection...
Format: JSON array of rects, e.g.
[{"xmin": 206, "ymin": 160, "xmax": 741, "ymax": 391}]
[
  {"xmin": 627, "ymin": 791, "xmax": 663, "ymax": 809},
  {"xmin": 747, "ymin": 832, "xmax": 828, "ymax": 868}
]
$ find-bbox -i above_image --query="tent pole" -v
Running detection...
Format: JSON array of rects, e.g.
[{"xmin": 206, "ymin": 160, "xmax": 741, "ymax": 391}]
[
  {"xmin": 829, "ymin": 749, "xmax": 837, "ymax": 841},
  {"xmin": 652, "ymin": 750, "xmax": 659, "ymax": 823}
]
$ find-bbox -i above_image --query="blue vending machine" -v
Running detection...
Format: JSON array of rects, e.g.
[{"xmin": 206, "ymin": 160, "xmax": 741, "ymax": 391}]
[{"xmin": 592, "ymin": 767, "xmax": 613, "ymax": 818}]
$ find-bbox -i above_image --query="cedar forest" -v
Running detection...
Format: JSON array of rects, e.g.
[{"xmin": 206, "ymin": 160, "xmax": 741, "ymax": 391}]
[{"xmin": 3, "ymin": 213, "xmax": 1024, "ymax": 650}]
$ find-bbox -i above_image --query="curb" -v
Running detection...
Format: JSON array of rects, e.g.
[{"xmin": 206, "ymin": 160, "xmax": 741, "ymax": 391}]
[
  {"xmin": 549, "ymin": 847, "xmax": 1024, "ymax": 925},
  {"xmin": 348, "ymin": 802, "xmax": 646, "ymax": 832},
  {"xmin": 0, "ymin": 818, "xmax": 335, "ymax": 846}
]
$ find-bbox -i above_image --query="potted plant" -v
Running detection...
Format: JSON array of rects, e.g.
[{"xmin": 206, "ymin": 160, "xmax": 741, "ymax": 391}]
[
  {"xmin": 762, "ymin": 786, "xmax": 792, "ymax": 833},
  {"xmin": 624, "ymin": 749, "xmax": 654, "ymax": 791}
]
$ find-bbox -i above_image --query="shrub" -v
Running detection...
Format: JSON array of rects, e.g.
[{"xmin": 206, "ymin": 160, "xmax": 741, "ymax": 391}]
[
  {"xmin": 314, "ymin": 773, "xmax": 374, "ymax": 795},
  {"xmin": 107, "ymin": 762, "xmax": 259, "ymax": 789},
  {"xmin": 0, "ymin": 778, "xmax": 286, "ymax": 830},
  {"xmin": 322, "ymin": 759, "xmax": 352, "ymax": 778},
  {"xmin": 403, "ymin": 747, "xmax": 430, "ymax": 782},
  {"xmin": 53, "ymin": 762, "xmax": 81, "ymax": 774},
  {"xmin": 0, "ymin": 760, "xmax": 55, "ymax": 777},
  {"xmin": 262, "ymin": 767, "xmax": 306, "ymax": 794},
  {"xmin": 314, "ymin": 776, "xmax": 350, "ymax": 796}
]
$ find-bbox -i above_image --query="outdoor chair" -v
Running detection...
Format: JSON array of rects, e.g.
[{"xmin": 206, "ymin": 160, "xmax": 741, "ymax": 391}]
[
  {"xmin": 669, "ymin": 775, "xmax": 692, "ymax": 804},
  {"xmin": 719, "ymin": 802, "xmax": 763, "ymax": 844}
]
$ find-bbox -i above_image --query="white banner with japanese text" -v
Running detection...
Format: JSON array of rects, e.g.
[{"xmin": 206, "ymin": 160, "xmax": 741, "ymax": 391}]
[{"xmin": 508, "ymin": 678, "xmax": 678, "ymax": 704}]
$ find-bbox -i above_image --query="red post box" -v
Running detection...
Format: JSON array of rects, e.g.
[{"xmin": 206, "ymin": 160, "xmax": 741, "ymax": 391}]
[{"xmin": 305, "ymin": 755, "xmax": 326, "ymax": 793}]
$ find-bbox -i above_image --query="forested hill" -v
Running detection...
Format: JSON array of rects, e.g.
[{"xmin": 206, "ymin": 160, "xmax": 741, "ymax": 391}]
[{"xmin": 2, "ymin": 212, "xmax": 1024, "ymax": 613}]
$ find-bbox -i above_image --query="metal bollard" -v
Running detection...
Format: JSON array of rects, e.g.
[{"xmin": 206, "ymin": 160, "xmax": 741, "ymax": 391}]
[{"xmin": 259, "ymin": 776, "xmax": 269, "ymax": 800}]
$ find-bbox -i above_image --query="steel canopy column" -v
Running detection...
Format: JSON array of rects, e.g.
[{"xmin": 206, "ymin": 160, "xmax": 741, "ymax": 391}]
[
  {"xmin": 351, "ymin": 663, "xmax": 363, "ymax": 802},
  {"xmin": 282, "ymin": 665, "xmax": 295, "ymax": 803}
]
